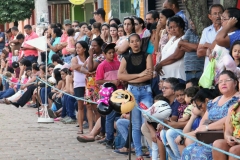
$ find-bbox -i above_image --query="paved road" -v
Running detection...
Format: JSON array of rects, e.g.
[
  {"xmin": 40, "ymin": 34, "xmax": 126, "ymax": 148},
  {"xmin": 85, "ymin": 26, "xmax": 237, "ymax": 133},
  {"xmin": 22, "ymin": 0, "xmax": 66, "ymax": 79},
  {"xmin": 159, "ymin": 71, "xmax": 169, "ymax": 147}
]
[{"xmin": 0, "ymin": 104, "xmax": 139, "ymax": 160}]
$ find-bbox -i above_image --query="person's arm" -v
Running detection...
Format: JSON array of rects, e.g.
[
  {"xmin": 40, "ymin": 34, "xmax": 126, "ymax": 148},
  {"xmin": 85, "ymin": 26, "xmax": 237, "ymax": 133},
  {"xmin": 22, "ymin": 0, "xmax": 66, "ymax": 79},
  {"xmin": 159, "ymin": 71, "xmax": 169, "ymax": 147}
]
[
  {"xmin": 115, "ymin": 39, "xmax": 129, "ymax": 55},
  {"xmin": 128, "ymin": 54, "xmax": 153, "ymax": 83},
  {"xmin": 71, "ymin": 57, "xmax": 82, "ymax": 72},
  {"xmin": 178, "ymin": 40, "xmax": 198, "ymax": 52},
  {"xmin": 224, "ymin": 107, "xmax": 234, "ymax": 138},
  {"xmin": 48, "ymin": 39, "xmax": 60, "ymax": 52},
  {"xmin": 159, "ymin": 45, "xmax": 185, "ymax": 67},
  {"xmin": 154, "ymin": 21, "xmax": 162, "ymax": 52},
  {"xmin": 165, "ymin": 120, "xmax": 188, "ymax": 129},
  {"xmin": 0, "ymin": 33, "xmax": 4, "ymax": 42},
  {"xmin": 9, "ymin": 39, "xmax": 19, "ymax": 44},
  {"xmin": 183, "ymin": 113, "xmax": 198, "ymax": 133},
  {"xmin": 118, "ymin": 58, "xmax": 149, "ymax": 82},
  {"xmin": 21, "ymin": 75, "xmax": 36, "ymax": 89},
  {"xmin": 145, "ymin": 122, "xmax": 157, "ymax": 143},
  {"xmin": 87, "ymin": 48, "xmax": 100, "ymax": 72},
  {"xmin": 215, "ymin": 18, "xmax": 237, "ymax": 48}
]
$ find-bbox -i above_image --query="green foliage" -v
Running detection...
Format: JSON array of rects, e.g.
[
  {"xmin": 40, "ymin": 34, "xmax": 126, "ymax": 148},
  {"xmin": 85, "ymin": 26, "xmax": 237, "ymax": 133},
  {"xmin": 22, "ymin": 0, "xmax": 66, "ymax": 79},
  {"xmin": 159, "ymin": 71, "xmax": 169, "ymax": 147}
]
[{"xmin": 0, "ymin": 0, "xmax": 35, "ymax": 24}]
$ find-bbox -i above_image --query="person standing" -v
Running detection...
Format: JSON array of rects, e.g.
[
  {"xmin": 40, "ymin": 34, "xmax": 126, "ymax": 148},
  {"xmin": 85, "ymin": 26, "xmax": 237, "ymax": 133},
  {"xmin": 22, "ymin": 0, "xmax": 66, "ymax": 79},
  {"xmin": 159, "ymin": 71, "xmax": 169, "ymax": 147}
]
[
  {"xmin": 163, "ymin": 0, "xmax": 188, "ymax": 31},
  {"xmin": 197, "ymin": 4, "xmax": 224, "ymax": 69},
  {"xmin": 21, "ymin": 25, "xmax": 39, "ymax": 63},
  {"xmin": 178, "ymin": 19, "xmax": 204, "ymax": 81},
  {"xmin": 93, "ymin": 8, "xmax": 106, "ymax": 24}
]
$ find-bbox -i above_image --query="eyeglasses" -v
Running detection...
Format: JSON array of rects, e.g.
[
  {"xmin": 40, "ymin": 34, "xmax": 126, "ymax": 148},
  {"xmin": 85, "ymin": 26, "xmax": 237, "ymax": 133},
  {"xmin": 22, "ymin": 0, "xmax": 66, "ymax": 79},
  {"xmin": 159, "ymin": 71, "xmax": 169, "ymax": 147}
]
[
  {"xmin": 217, "ymin": 78, "xmax": 233, "ymax": 84},
  {"xmin": 134, "ymin": 23, "xmax": 139, "ymax": 25}
]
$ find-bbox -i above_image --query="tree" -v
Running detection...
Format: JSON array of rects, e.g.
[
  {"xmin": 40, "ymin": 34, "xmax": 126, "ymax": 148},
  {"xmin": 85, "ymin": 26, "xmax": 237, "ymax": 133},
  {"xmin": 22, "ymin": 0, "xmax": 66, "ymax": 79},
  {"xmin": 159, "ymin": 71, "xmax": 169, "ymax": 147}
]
[
  {"xmin": 0, "ymin": 0, "xmax": 35, "ymax": 26},
  {"xmin": 184, "ymin": 0, "xmax": 238, "ymax": 36}
]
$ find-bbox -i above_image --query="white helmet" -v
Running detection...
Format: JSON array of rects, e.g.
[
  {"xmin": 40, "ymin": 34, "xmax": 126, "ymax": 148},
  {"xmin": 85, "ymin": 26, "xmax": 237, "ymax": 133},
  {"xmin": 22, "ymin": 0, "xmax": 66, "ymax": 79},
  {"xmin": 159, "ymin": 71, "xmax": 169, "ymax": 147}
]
[{"xmin": 142, "ymin": 100, "xmax": 172, "ymax": 123}]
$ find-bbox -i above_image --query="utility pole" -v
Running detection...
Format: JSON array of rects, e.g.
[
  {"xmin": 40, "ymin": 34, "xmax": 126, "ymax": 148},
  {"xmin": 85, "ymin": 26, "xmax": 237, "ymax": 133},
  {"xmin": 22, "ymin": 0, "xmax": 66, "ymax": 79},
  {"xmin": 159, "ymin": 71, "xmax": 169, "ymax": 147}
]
[{"xmin": 34, "ymin": 0, "xmax": 49, "ymax": 36}]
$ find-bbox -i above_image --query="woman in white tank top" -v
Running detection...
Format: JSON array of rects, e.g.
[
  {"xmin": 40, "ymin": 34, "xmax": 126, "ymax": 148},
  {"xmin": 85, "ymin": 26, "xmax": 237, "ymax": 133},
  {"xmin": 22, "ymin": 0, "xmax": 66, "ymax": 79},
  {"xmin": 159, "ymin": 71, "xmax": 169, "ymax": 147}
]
[{"xmin": 71, "ymin": 41, "xmax": 89, "ymax": 134}]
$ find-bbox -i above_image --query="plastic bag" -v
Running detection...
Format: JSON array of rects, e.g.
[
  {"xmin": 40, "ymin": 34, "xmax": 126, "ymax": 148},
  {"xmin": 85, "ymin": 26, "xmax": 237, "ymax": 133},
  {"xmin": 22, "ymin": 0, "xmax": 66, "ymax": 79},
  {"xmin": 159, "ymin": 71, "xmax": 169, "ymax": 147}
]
[{"xmin": 199, "ymin": 59, "xmax": 215, "ymax": 88}]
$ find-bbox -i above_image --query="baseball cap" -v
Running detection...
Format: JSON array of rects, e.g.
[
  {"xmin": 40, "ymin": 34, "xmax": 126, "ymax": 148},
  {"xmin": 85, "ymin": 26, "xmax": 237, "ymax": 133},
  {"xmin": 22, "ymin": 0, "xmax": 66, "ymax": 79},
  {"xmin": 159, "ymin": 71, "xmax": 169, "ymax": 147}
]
[
  {"xmin": 64, "ymin": 19, "xmax": 72, "ymax": 25},
  {"xmin": 93, "ymin": 8, "xmax": 106, "ymax": 17},
  {"xmin": 102, "ymin": 43, "xmax": 116, "ymax": 53}
]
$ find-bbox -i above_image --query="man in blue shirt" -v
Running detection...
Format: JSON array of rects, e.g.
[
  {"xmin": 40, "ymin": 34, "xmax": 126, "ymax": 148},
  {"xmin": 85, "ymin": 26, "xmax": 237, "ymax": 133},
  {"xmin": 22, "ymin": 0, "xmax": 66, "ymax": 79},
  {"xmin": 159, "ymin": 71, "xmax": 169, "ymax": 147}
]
[{"xmin": 163, "ymin": 0, "xmax": 188, "ymax": 32}]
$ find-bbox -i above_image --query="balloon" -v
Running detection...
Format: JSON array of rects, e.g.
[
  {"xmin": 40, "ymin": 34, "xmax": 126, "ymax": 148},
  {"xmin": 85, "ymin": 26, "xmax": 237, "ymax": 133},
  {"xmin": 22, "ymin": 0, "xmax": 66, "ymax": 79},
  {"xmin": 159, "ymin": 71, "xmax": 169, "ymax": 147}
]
[
  {"xmin": 97, "ymin": 102, "xmax": 113, "ymax": 115},
  {"xmin": 109, "ymin": 89, "xmax": 135, "ymax": 113}
]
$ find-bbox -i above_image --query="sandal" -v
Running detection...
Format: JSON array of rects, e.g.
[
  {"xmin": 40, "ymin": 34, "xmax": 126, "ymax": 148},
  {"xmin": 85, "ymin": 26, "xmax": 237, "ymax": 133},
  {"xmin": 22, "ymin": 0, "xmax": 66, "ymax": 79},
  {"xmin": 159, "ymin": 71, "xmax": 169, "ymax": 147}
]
[
  {"xmin": 77, "ymin": 135, "xmax": 95, "ymax": 143},
  {"xmin": 95, "ymin": 134, "xmax": 105, "ymax": 140},
  {"xmin": 136, "ymin": 156, "xmax": 144, "ymax": 160},
  {"xmin": 77, "ymin": 130, "xmax": 84, "ymax": 134}
]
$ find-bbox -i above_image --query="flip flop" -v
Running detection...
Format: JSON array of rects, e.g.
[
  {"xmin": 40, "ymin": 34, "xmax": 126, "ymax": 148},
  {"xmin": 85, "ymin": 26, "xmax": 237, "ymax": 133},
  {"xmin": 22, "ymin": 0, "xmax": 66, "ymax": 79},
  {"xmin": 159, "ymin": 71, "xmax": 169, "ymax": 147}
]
[
  {"xmin": 112, "ymin": 149, "xmax": 129, "ymax": 155},
  {"xmin": 77, "ymin": 135, "xmax": 95, "ymax": 143},
  {"xmin": 77, "ymin": 130, "xmax": 84, "ymax": 134}
]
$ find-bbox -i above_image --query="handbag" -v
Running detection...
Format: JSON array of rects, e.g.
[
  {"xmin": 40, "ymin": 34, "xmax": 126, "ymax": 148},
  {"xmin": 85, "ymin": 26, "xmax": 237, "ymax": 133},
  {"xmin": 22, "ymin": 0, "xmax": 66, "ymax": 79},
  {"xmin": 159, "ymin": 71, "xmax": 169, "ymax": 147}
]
[
  {"xmin": 199, "ymin": 59, "xmax": 215, "ymax": 88},
  {"xmin": 196, "ymin": 131, "xmax": 224, "ymax": 144}
]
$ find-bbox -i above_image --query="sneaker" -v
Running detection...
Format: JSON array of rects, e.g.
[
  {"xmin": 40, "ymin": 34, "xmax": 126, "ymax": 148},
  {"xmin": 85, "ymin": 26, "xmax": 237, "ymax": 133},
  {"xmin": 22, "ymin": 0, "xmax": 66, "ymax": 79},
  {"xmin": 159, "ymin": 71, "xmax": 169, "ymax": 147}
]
[
  {"xmin": 97, "ymin": 138, "xmax": 107, "ymax": 145},
  {"xmin": 63, "ymin": 118, "xmax": 77, "ymax": 124},
  {"xmin": 60, "ymin": 116, "xmax": 70, "ymax": 122},
  {"xmin": 105, "ymin": 140, "xmax": 113, "ymax": 149},
  {"xmin": 83, "ymin": 122, "xmax": 89, "ymax": 129}
]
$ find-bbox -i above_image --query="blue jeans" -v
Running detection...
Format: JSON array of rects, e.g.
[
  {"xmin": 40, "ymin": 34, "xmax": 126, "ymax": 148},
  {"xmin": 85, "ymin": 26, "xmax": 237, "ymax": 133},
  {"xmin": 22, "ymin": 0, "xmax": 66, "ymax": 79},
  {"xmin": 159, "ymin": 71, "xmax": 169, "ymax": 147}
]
[
  {"xmin": 61, "ymin": 95, "xmax": 77, "ymax": 119},
  {"xmin": 160, "ymin": 129, "xmax": 182, "ymax": 160},
  {"xmin": 116, "ymin": 119, "xmax": 130, "ymax": 142},
  {"xmin": 185, "ymin": 71, "xmax": 203, "ymax": 81},
  {"xmin": 0, "ymin": 88, "xmax": 15, "ymax": 99},
  {"xmin": 62, "ymin": 54, "xmax": 74, "ymax": 64},
  {"xmin": 40, "ymin": 87, "xmax": 51, "ymax": 105},
  {"xmin": 24, "ymin": 56, "xmax": 38, "ymax": 64},
  {"xmin": 106, "ymin": 110, "xmax": 120, "ymax": 141},
  {"xmin": 127, "ymin": 84, "xmax": 153, "ymax": 156}
]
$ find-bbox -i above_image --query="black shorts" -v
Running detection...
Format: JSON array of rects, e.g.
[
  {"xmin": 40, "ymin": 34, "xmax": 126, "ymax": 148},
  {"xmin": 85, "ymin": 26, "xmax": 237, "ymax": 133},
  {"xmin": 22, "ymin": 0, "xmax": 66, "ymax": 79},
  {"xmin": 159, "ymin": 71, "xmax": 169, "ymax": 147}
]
[{"xmin": 74, "ymin": 87, "xmax": 85, "ymax": 99}]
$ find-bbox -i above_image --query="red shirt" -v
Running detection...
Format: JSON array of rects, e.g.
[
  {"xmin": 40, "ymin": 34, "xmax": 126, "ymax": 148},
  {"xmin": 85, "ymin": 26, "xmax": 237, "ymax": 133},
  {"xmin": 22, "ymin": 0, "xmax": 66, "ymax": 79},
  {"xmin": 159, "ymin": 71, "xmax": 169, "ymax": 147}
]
[
  {"xmin": 23, "ymin": 31, "xmax": 38, "ymax": 57},
  {"xmin": 60, "ymin": 31, "xmax": 68, "ymax": 55}
]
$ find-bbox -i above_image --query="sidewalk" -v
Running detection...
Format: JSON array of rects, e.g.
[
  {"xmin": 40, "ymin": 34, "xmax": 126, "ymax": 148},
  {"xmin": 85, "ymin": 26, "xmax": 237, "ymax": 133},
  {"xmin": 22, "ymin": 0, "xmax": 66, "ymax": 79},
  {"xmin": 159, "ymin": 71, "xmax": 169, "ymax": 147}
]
[{"xmin": 0, "ymin": 104, "xmax": 137, "ymax": 160}]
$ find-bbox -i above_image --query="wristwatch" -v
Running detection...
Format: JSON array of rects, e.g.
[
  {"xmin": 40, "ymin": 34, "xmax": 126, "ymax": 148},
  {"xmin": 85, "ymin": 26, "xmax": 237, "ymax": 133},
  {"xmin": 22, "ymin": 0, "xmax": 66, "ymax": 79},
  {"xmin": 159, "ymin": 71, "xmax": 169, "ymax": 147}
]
[{"xmin": 205, "ymin": 125, "xmax": 209, "ymax": 131}]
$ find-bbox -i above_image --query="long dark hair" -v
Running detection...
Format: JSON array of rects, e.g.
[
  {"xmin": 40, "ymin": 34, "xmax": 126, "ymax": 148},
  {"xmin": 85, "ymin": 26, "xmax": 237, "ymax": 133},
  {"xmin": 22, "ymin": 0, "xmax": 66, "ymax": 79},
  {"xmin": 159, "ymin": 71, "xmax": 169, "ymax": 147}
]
[
  {"xmin": 51, "ymin": 54, "xmax": 64, "ymax": 65},
  {"xmin": 53, "ymin": 68, "xmax": 62, "ymax": 84},
  {"xmin": 123, "ymin": 17, "xmax": 136, "ymax": 34},
  {"xmin": 75, "ymin": 41, "xmax": 89, "ymax": 59}
]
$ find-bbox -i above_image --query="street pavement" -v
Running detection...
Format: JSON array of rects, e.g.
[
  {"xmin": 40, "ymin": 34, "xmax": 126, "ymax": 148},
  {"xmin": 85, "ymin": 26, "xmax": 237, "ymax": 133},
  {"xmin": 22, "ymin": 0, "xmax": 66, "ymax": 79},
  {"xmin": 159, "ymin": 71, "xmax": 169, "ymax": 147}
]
[{"xmin": 0, "ymin": 104, "xmax": 139, "ymax": 160}]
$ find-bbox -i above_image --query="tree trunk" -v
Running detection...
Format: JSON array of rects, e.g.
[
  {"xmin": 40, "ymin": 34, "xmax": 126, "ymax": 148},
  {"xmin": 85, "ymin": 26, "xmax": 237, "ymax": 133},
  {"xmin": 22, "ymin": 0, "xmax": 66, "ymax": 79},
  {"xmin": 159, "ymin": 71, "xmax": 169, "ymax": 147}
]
[
  {"xmin": 14, "ymin": 21, "xmax": 18, "ymax": 27},
  {"xmin": 223, "ymin": 0, "xmax": 238, "ymax": 9},
  {"xmin": 184, "ymin": 0, "xmax": 210, "ymax": 36}
]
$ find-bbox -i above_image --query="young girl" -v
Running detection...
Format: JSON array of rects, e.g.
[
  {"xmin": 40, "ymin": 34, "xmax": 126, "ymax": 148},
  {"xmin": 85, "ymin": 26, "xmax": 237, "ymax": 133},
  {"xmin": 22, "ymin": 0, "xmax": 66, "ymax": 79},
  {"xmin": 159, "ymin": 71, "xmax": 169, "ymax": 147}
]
[
  {"xmin": 66, "ymin": 28, "xmax": 75, "ymax": 60},
  {"xmin": 71, "ymin": 41, "xmax": 89, "ymax": 134},
  {"xmin": 230, "ymin": 40, "xmax": 240, "ymax": 67},
  {"xmin": 117, "ymin": 24, "xmax": 125, "ymax": 38},
  {"xmin": 109, "ymin": 24, "xmax": 119, "ymax": 43}
]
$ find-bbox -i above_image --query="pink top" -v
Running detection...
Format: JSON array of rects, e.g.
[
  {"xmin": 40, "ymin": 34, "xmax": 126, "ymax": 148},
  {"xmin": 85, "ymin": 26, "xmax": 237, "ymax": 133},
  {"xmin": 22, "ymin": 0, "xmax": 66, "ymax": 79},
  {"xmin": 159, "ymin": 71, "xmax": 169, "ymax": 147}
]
[
  {"xmin": 8, "ymin": 52, "xmax": 12, "ymax": 67},
  {"xmin": 96, "ymin": 60, "xmax": 122, "ymax": 89},
  {"xmin": 67, "ymin": 36, "xmax": 75, "ymax": 53},
  {"xmin": 60, "ymin": 31, "xmax": 68, "ymax": 55},
  {"xmin": 23, "ymin": 31, "xmax": 38, "ymax": 57}
]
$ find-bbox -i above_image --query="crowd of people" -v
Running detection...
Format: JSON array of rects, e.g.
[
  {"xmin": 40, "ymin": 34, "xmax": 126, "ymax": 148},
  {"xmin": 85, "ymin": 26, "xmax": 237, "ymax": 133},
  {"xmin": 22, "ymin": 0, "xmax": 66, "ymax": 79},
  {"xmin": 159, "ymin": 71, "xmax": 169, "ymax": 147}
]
[{"xmin": 1, "ymin": 0, "xmax": 240, "ymax": 159}]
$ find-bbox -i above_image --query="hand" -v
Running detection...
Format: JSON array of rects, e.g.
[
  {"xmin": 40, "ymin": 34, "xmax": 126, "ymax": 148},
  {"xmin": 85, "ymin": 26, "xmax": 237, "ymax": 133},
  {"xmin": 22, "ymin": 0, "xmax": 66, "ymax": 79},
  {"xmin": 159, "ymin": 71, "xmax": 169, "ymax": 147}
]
[
  {"xmin": 156, "ymin": 20, "xmax": 162, "ymax": 31},
  {"xmin": 89, "ymin": 48, "xmax": 94, "ymax": 56},
  {"xmin": 226, "ymin": 17, "xmax": 238, "ymax": 29},
  {"xmin": 155, "ymin": 63, "xmax": 164, "ymax": 75},
  {"xmin": 138, "ymin": 69, "xmax": 152, "ymax": 77},
  {"xmin": 226, "ymin": 135, "xmax": 237, "ymax": 147},
  {"xmin": 156, "ymin": 124, "xmax": 163, "ymax": 132},
  {"xmin": 195, "ymin": 125, "xmax": 208, "ymax": 133},
  {"xmin": 151, "ymin": 131, "xmax": 157, "ymax": 143},
  {"xmin": 111, "ymin": 80, "xmax": 120, "ymax": 86},
  {"xmin": 175, "ymin": 135, "xmax": 182, "ymax": 145}
]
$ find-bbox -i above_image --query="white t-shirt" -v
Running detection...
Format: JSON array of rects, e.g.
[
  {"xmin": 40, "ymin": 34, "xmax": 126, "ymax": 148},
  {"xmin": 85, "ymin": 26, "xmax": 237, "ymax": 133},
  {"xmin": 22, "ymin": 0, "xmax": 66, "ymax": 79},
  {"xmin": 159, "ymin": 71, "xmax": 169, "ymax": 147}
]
[{"xmin": 161, "ymin": 36, "xmax": 186, "ymax": 80}]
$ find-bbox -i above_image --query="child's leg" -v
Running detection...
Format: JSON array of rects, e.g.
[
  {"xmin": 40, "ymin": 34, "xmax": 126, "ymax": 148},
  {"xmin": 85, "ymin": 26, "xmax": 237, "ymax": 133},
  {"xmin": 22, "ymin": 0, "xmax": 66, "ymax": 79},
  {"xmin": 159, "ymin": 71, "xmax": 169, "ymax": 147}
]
[{"xmin": 157, "ymin": 138, "xmax": 166, "ymax": 160}]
